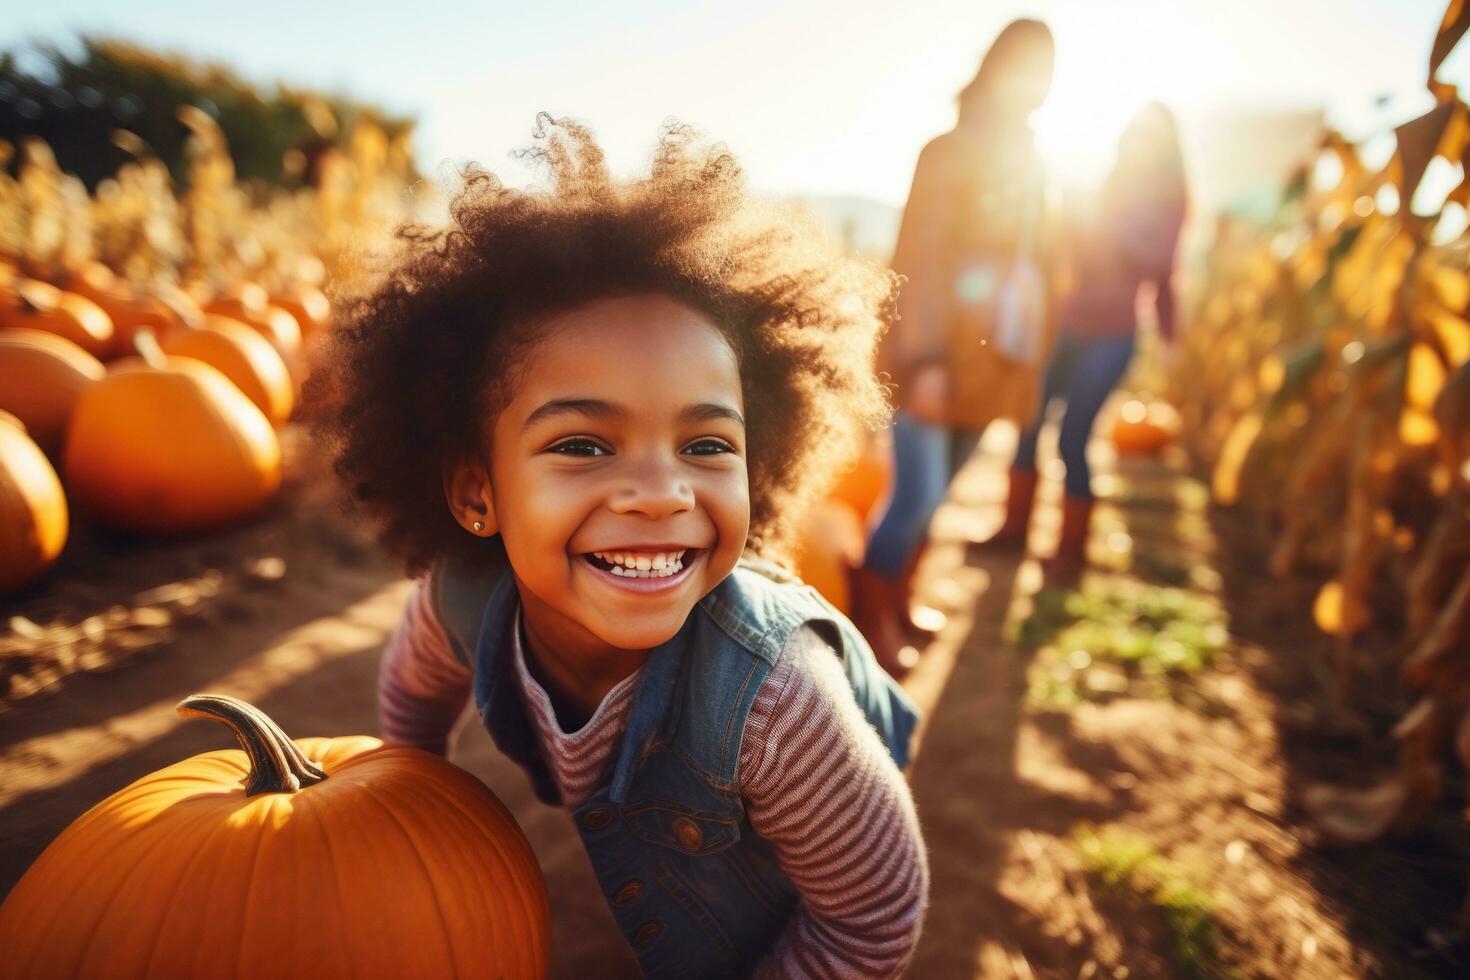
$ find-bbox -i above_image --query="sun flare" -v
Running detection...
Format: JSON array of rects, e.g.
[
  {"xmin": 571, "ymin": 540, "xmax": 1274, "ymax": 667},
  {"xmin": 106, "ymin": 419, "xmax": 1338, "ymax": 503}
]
[{"xmin": 1031, "ymin": 28, "xmax": 1164, "ymax": 191}]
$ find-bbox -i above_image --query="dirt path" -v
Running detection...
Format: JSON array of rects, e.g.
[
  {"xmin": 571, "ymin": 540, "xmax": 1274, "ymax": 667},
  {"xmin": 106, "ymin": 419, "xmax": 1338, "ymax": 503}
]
[
  {"xmin": 3, "ymin": 421, "xmax": 1467, "ymax": 978},
  {"xmin": 902, "ymin": 427, "xmax": 1467, "ymax": 978}
]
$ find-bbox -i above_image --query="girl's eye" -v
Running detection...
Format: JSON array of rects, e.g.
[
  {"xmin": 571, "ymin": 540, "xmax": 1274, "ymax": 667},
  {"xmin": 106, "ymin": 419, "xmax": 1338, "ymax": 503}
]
[
  {"xmin": 684, "ymin": 438, "xmax": 736, "ymax": 456},
  {"xmin": 548, "ymin": 438, "xmax": 610, "ymax": 457}
]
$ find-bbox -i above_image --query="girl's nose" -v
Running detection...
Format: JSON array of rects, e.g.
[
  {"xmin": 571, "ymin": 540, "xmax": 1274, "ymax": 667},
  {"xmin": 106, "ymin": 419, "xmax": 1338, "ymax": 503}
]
[{"xmin": 607, "ymin": 453, "xmax": 695, "ymax": 518}]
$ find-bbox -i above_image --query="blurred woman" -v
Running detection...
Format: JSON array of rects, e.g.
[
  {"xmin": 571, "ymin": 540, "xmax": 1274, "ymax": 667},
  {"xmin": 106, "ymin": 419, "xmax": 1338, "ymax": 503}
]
[
  {"xmin": 980, "ymin": 102, "xmax": 1187, "ymax": 583},
  {"xmin": 854, "ymin": 18, "xmax": 1057, "ymax": 673}
]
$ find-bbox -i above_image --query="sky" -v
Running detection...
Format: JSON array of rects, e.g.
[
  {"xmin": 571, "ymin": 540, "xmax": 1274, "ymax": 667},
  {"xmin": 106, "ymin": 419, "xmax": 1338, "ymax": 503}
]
[{"xmin": 0, "ymin": 0, "xmax": 1457, "ymax": 206}]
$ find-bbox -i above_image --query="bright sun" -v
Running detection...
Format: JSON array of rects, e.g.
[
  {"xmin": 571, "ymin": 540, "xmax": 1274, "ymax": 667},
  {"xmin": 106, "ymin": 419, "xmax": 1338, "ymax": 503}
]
[{"xmin": 1031, "ymin": 30, "xmax": 1162, "ymax": 192}]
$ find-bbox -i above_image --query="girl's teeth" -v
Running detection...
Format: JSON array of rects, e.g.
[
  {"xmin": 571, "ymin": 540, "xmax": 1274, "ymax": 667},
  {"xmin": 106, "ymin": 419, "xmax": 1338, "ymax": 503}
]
[
  {"xmin": 604, "ymin": 557, "xmax": 685, "ymax": 578},
  {"xmin": 593, "ymin": 549, "xmax": 687, "ymax": 570}
]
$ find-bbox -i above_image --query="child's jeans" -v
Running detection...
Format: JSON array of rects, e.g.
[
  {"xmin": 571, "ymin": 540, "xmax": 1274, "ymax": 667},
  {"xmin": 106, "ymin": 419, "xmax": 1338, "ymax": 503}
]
[
  {"xmin": 863, "ymin": 412, "xmax": 980, "ymax": 580},
  {"xmin": 1013, "ymin": 331, "xmax": 1136, "ymax": 500}
]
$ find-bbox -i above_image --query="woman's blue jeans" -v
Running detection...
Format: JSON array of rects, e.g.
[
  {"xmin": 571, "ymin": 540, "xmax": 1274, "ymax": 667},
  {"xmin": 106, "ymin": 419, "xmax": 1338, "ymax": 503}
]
[
  {"xmin": 863, "ymin": 332, "xmax": 1135, "ymax": 581},
  {"xmin": 863, "ymin": 414, "xmax": 980, "ymax": 580},
  {"xmin": 1013, "ymin": 331, "xmax": 1136, "ymax": 499}
]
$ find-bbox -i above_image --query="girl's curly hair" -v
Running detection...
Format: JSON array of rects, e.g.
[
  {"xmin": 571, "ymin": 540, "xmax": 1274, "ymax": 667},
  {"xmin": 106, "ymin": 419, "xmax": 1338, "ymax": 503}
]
[{"xmin": 307, "ymin": 115, "xmax": 896, "ymax": 577}]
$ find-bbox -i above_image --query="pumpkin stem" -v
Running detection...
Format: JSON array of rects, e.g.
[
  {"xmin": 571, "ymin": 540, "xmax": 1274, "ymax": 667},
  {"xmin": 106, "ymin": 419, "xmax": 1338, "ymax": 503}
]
[
  {"xmin": 177, "ymin": 694, "xmax": 327, "ymax": 795},
  {"xmin": 131, "ymin": 325, "xmax": 170, "ymax": 369}
]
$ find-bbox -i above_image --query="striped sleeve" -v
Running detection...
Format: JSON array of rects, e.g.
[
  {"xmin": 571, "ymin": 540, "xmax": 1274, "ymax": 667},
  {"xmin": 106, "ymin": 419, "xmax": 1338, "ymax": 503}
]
[
  {"xmin": 378, "ymin": 576, "xmax": 474, "ymax": 756},
  {"xmin": 743, "ymin": 625, "xmax": 929, "ymax": 979}
]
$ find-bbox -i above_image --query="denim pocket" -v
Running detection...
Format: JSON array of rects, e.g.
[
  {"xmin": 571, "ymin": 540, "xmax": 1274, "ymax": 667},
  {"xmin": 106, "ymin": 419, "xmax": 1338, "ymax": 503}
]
[{"xmin": 623, "ymin": 799, "xmax": 742, "ymax": 855}]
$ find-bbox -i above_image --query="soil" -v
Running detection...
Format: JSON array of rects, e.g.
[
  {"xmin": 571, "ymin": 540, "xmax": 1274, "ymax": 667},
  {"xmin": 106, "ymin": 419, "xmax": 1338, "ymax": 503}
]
[{"xmin": 3, "ymin": 419, "xmax": 1468, "ymax": 978}]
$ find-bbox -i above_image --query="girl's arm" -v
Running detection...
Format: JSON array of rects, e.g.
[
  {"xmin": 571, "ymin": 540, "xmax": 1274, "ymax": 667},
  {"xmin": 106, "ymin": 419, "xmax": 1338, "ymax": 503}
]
[
  {"xmin": 741, "ymin": 625, "xmax": 930, "ymax": 979},
  {"xmin": 378, "ymin": 577, "xmax": 474, "ymax": 756}
]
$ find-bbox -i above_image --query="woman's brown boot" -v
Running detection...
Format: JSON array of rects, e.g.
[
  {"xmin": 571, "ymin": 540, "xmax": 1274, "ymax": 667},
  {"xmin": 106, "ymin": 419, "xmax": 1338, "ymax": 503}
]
[
  {"xmin": 974, "ymin": 467, "xmax": 1039, "ymax": 552},
  {"xmin": 1042, "ymin": 495, "xmax": 1093, "ymax": 587}
]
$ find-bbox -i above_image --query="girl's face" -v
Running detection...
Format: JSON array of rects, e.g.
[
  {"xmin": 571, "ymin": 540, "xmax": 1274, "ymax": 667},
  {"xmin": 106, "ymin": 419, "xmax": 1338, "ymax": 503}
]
[{"xmin": 474, "ymin": 294, "xmax": 750, "ymax": 654}]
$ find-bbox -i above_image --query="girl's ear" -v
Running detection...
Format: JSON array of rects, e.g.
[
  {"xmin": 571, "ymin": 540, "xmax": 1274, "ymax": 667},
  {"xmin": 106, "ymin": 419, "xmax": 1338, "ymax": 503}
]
[{"xmin": 443, "ymin": 454, "xmax": 498, "ymax": 537}]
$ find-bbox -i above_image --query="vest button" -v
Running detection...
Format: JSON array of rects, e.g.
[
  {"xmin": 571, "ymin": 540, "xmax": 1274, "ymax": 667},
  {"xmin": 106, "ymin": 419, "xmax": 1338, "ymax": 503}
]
[
  {"xmin": 613, "ymin": 879, "xmax": 643, "ymax": 906},
  {"xmin": 581, "ymin": 807, "xmax": 613, "ymax": 831},
  {"xmin": 633, "ymin": 920, "xmax": 662, "ymax": 946},
  {"xmin": 672, "ymin": 816, "xmax": 703, "ymax": 851}
]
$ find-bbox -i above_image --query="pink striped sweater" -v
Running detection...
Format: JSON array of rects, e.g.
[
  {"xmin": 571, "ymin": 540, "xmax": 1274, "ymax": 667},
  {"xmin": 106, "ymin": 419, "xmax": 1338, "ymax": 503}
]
[{"xmin": 379, "ymin": 578, "xmax": 928, "ymax": 978}]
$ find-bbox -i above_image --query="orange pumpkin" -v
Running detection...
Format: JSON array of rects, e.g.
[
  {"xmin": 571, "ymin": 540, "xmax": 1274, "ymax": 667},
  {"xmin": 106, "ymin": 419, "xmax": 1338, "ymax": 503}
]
[
  {"xmin": 204, "ymin": 284, "xmax": 303, "ymax": 360},
  {"xmin": 0, "ymin": 279, "xmax": 113, "ymax": 357},
  {"xmin": 63, "ymin": 269, "xmax": 183, "ymax": 362},
  {"xmin": 59, "ymin": 259, "xmax": 120, "ymax": 303},
  {"xmin": 829, "ymin": 432, "xmax": 892, "ymax": 523},
  {"xmin": 270, "ymin": 285, "xmax": 331, "ymax": 338},
  {"xmin": 0, "ymin": 329, "xmax": 107, "ymax": 459},
  {"xmin": 64, "ymin": 338, "xmax": 281, "ymax": 534},
  {"xmin": 162, "ymin": 315, "xmax": 295, "ymax": 425},
  {"xmin": 0, "ymin": 412, "xmax": 68, "ymax": 593},
  {"xmin": 1111, "ymin": 399, "xmax": 1180, "ymax": 456},
  {"xmin": 152, "ymin": 281, "xmax": 210, "ymax": 325},
  {"xmin": 0, "ymin": 694, "xmax": 550, "ymax": 978},
  {"xmin": 105, "ymin": 293, "xmax": 181, "ymax": 360},
  {"xmin": 793, "ymin": 498, "xmax": 867, "ymax": 615}
]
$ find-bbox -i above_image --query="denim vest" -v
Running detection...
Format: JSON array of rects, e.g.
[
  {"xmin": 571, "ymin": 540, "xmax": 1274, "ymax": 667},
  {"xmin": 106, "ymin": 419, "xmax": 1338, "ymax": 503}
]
[{"xmin": 429, "ymin": 542, "xmax": 920, "ymax": 978}]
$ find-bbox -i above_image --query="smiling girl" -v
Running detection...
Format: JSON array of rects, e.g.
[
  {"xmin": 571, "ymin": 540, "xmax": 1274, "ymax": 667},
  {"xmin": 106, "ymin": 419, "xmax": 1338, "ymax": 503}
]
[{"xmin": 309, "ymin": 117, "xmax": 928, "ymax": 978}]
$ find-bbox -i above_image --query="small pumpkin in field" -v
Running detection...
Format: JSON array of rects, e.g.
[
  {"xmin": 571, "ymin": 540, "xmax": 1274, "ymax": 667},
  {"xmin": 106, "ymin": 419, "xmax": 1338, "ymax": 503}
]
[
  {"xmin": 1111, "ymin": 399, "xmax": 1180, "ymax": 456},
  {"xmin": 59, "ymin": 259, "xmax": 120, "ymax": 303},
  {"xmin": 161, "ymin": 315, "xmax": 295, "ymax": 425},
  {"xmin": 0, "ymin": 411, "xmax": 68, "ymax": 593},
  {"xmin": 794, "ymin": 498, "xmax": 867, "ymax": 615},
  {"xmin": 63, "ymin": 267, "xmax": 182, "ymax": 361},
  {"xmin": 104, "ymin": 293, "xmax": 180, "ymax": 360},
  {"xmin": 828, "ymin": 431, "xmax": 892, "ymax": 523},
  {"xmin": 270, "ymin": 284, "xmax": 331, "ymax": 338},
  {"xmin": 0, "ymin": 278, "xmax": 113, "ymax": 357},
  {"xmin": 63, "ymin": 330, "xmax": 281, "ymax": 534},
  {"xmin": 0, "ymin": 694, "xmax": 550, "ymax": 978},
  {"xmin": 0, "ymin": 329, "xmax": 107, "ymax": 459},
  {"xmin": 203, "ymin": 283, "xmax": 303, "ymax": 361}
]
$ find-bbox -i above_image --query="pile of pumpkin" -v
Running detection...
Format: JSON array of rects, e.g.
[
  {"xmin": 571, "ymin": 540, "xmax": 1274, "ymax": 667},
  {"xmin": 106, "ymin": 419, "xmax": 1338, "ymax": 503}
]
[{"xmin": 0, "ymin": 255, "xmax": 332, "ymax": 593}]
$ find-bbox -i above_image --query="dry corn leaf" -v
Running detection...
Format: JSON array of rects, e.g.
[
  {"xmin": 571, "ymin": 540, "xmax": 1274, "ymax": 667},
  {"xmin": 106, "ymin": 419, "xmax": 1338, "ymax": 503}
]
[
  {"xmin": 1313, "ymin": 579, "xmax": 1372, "ymax": 637},
  {"xmin": 1403, "ymin": 569, "xmax": 1470, "ymax": 686},
  {"xmin": 1418, "ymin": 261, "xmax": 1470, "ymax": 312},
  {"xmin": 1212, "ymin": 409, "xmax": 1264, "ymax": 506},
  {"xmin": 1432, "ymin": 0, "xmax": 1470, "ymax": 84},
  {"xmin": 1424, "ymin": 306, "xmax": 1470, "ymax": 363},
  {"xmin": 1402, "ymin": 407, "xmax": 1442, "ymax": 445},
  {"xmin": 1408, "ymin": 342, "xmax": 1451, "ymax": 409}
]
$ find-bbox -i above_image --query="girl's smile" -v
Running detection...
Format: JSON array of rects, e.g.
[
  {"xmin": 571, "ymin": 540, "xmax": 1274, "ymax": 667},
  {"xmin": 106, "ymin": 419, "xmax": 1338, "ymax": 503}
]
[{"xmin": 579, "ymin": 547, "xmax": 704, "ymax": 592}]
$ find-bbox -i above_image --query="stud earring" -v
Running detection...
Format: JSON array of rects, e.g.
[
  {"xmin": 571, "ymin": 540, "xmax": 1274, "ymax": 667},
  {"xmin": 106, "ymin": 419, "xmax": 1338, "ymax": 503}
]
[{"xmin": 472, "ymin": 521, "xmax": 485, "ymax": 533}]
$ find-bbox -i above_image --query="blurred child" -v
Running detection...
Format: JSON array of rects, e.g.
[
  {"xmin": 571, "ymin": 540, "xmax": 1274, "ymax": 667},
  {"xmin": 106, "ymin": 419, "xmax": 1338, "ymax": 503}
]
[
  {"xmin": 310, "ymin": 117, "xmax": 928, "ymax": 978},
  {"xmin": 981, "ymin": 102, "xmax": 1187, "ymax": 582}
]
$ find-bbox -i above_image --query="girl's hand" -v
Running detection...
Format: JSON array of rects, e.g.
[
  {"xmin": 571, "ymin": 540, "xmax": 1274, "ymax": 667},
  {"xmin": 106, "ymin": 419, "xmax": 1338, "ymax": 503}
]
[{"xmin": 907, "ymin": 363, "xmax": 948, "ymax": 427}]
